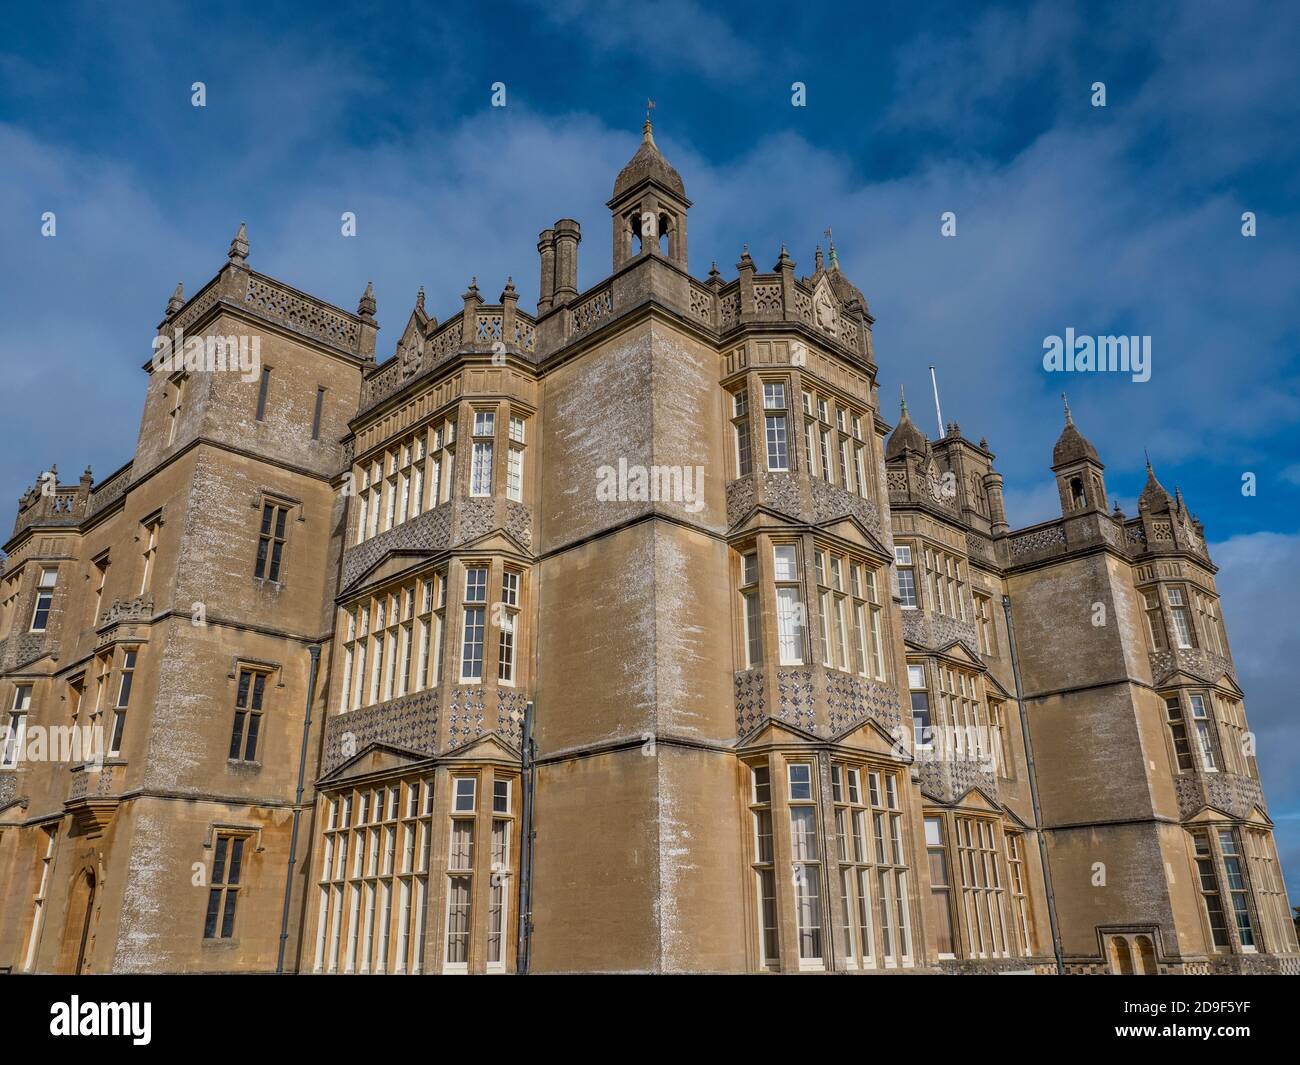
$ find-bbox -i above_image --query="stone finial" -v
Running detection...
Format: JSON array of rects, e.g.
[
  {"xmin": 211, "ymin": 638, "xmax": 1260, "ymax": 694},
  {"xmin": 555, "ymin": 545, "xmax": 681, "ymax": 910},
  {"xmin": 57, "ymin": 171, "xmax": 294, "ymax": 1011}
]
[
  {"xmin": 979, "ymin": 437, "xmax": 989, "ymax": 450},
  {"xmin": 416, "ymin": 286, "xmax": 426, "ymax": 313},
  {"xmin": 737, "ymin": 244, "xmax": 755, "ymax": 270},
  {"xmin": 814, "ymin": 245, "xmax": 825, "ymax": 272},
  {"xmin": 228, "ymin": 222, "xmax": 249, "ymax": 264},
  {"xmin": 358, "ymin": 281, "xmax": 376, "ymax": 320},
  {"xmin": 464, "ymin": 276, "xmax": 481, "ymax": 300},
  {"xmin": 709, "ymin": 261, "xmax": 720, "ymax": 280},
  {"xmin": 81, "ymin": 466, "xmax": 94, "ymax": 488},
  {"xmin": 775, "ymin": 244, "xmax": 793, "ymax": 271},
  {"xmin": 167, "ymin": 282, "xmax": 185, "ymax": 316},
  {"xmin": 1113, "ymin": 501, "xmax": 1125, "ymax": 518},
  {"xmin": 501, "ymin": 277, "xmax": 517, "ymax": 302}
]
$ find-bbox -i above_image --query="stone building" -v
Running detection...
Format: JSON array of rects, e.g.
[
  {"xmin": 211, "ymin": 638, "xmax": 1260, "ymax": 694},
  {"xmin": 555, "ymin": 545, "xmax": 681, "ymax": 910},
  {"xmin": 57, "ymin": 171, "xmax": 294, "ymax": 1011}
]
[{"xmin": 0, "ymin": 124, "xmax": 1294, "ymax": 975}]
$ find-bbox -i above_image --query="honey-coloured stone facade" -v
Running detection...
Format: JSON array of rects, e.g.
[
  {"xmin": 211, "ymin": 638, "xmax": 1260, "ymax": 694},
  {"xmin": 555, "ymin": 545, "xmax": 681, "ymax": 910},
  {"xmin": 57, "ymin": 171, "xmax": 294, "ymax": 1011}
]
[{"xmin": 1, "ymin": 125, "xmax": 1295, "ymax": 975}]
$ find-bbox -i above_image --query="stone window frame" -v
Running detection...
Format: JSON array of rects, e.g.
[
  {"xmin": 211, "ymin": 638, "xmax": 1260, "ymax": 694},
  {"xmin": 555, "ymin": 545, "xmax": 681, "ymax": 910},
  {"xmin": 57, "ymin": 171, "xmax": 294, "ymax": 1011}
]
[
  {"xmin": 832, "ymin": 760, "xmax": 897, "ymax": 970},
  {"xmin": 769, "ymin": 537, "xmax": 808, "ymax": 666},
  {"xmin": 1004, "ymin": 829, "xmax": 1034, "ymax": 956},
  {"xmin": 485, "ymin": 772, "xmax": 516, "ymax": 972},
  {"xmin": 22, "ymin": 822, "xmax": 58, "ymax": 971},
  {"xmin": 893, "ymin": 541, "xmax": 918, "ymax": 610},
  {"xmin": 224, "ymin": 657, "xmax": 283, "ymax": 766},
  {"xmin": 313, "ymin": 775, "xmax": 436, "ymax": 975},
  {"xmin": 785, "ymin": 758, "xmax": 825, "ymax": 970},
  {"xmin": 458, "ymin": 560, "xmax": 492, "ymax": 685},
  {"xmin": 988, "ymin": 697, "xmax": 1014, "ymax": 780},
  {"xmin": 250, "ymin": 489, "xmax": 304, "ymax": 588},
  {"xmin": 202, "ymin": 829, "xmax": 255, "ymax": 944},
  {"xmin": 1192, "ymin": 588, "xmax": 1228, "ymax": 657},
  {"xmin": 933, "ymin": 660, "xmax": 993, "ymax": 766},
  {"xmin": 921, "ymin": 543, "xmax": 968, "ymax": 622},
  {"xmin": 736, "ymin": 542, "xmax": 762, "ymax": 670},
  {"xmin": 973, "ymin": 591, "xmax": 997, "ymax": 656},
  {"xmin": 106, "ymin": 645, "xmax": 140, "ymax": 757},
  {"xmin": 1164, "ymin": 583, "xmax": 1198, "ymax": 649},
  {"xmin": 1187, "ymin": 825, "xmax": 1262, "ymax": 956},
  {"xmin": 444, "ymin": 771, "xmax": 478, "ymax": 972},
  {"xmin": 339, "ymin": 572, "xmax": 447, "ymax": 714},
  {"xmin": 165, "ymin": 369, "xmax": 188, "ymax": 446},
  {"xmin": 468, "ymin": 405, "xmax": 497, "ymax": 498},
  {"xmin": 1243, "ymin": 828, "xmax": 1297, "ymax": 955},
  {"xmin": 951, "ymin": 813, "xmax": 1012, "ymax": 961},
  {"xmin": 496, "ymin": 566, "xmax": 523, "ymax": 687},
  {"xmin": 728, "ymin": 383, "xmax": 752, "ymax": 480},
  {"xmin": 759, "ymin": 375, "xmax": 792, "ymax": 473},
  {"xmin": 0, "ymin": 569, "xmax": 21, "ymax": 640},
  {"xmin": 136, "ymin": 507, "xmax": 165, "ymax": 597},
  {"xmin": 811, "ymin": 543, "xmax": 890, "ymax": 682},
  {"xmin": 1, "ymin": 682, "xmax": 33, "ymax": 768},
  {"xmin": 745, "ymin": 760, "xmax": 780, "ymax": 969},
  {"xmin": 506, "ymin": 412, "xmax": 528, "ymax": 504},
  {"xmin": 89, "ymin": 550, "xmax": 111, "ymax": 629},
  {"xmin": 28, "ymin": 565, "xmax": 58, "ymax": 633}
]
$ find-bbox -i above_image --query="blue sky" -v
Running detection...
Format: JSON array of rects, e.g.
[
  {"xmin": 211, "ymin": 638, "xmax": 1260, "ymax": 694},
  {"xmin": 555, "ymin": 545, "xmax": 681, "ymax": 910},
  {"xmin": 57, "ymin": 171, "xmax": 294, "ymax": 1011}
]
[{"xmin": 3, "ymin": 1, "xmax": 1299, "ymax": 898}]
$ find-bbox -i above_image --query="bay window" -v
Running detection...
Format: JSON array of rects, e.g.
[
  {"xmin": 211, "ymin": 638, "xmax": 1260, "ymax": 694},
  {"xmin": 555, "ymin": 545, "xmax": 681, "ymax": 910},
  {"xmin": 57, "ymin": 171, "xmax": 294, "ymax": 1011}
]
[{"xmin": 772, "ymin": 544, "xmax": 805, "ymax": 665}]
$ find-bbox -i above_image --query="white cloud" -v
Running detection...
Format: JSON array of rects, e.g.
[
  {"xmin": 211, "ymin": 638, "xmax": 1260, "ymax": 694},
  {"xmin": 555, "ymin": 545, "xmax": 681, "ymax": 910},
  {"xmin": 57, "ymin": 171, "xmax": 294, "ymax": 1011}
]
[{"xmin": 1210, "ymin": 531, "xmax": 1300, "ymax": 896}]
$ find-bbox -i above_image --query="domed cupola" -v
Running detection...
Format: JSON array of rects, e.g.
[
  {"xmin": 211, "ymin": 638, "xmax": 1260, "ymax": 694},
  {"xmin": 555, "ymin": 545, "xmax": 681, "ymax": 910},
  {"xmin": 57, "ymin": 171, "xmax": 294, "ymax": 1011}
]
[
  {"xmin": 607, "ymin": 112, "xmax": 691, "ymax": 271},
  {"xmin": 1051, "ymin": 394, "xmax": 1107, "ymax": 514},
  {"xmin": 1052, "ymin": 397, "xmax": 1101, "ymax": 467}
]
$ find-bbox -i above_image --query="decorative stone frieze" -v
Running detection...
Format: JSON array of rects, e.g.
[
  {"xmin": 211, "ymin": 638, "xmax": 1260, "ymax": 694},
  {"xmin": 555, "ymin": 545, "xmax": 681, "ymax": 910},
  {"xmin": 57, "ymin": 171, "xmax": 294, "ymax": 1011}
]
[
  {"xmin": 320, "ymin": 690, "xmax": 441, "ymax": 777},
  {"xmin": 916, "ymin": 757, "xmax": 998, "ymax": 805},
  {"xmin": 734, "ymin": 668, "xmax": 767, "ymax": 737},
  {"xmin": 340, "ymin": 503, "xmax": 452, "ymax": 589},
  {"xmin": 504, "ymin": 500, "xmax": 533, "ymax": 551},
  {"xmin": 98, "ymin": 597, "xmax": 154, "ymax": 629},
  {"xmin": 824, "ymin": 671, "xmax": 900, "ymax": 737},
  {"xmin": 809, "ymin": 477, "xmax": 882, "ymax": 541},
  {"xmin": 445, "ymin": 687, "xmax": 488, "ymax": 747},
  {"xmin": 725, "ymin": 475, "xmax": 756, "ymax": 529},
  {"xmin": 455, "ymin": 497, "xmax": 496, "ymax": 544},
  {"xmin": 1008, "ymin": 524, "xmax": 1066, "ymax": 558},
  {"xmin": 901, "ymin": 608, "xmax": 980, "ymax": 656},
  {"xmin": 1149, "ymin": 646, "xmax": 1237, "ymax": 686},
  {"xmin": 775, "ymin": 669, "xmax": 818, "ymax": 734},
  {"xmin": 1174, "ymin": 770, "xmax": 1263, "ymax": 819}
]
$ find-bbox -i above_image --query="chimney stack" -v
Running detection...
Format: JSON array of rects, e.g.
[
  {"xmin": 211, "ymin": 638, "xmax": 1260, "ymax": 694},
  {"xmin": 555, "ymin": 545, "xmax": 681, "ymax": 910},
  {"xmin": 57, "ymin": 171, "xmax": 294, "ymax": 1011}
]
[
  {"xmin": 552, "ymin": 219, "xmax": 581, "ymax": 305},
  {"xmin": 536, "ymin": 228, "xmax": 556, "ymax": 315}
]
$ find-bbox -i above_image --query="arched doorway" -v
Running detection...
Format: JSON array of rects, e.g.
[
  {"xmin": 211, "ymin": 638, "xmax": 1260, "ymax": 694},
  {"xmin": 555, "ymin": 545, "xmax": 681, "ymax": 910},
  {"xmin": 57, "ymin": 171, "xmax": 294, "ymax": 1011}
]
[
  {"xmin": 1134, "ymin": 935, "xmax": 1157, "ymax": 975},
  {"xmin": 57, "ymin": 870, "xmax": 97, "ymax": 974},
  {"xmin": 1109, "ymin": 936, "xmax": 1133, "ymax": 975}
]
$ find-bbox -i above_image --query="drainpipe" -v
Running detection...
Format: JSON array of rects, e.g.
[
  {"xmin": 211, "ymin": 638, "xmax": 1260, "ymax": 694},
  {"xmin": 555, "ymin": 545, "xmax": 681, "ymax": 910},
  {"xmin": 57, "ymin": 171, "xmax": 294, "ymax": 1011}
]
[
  {"xmin": 515, "ymin": 700, "xmax": 536, "ymax": 974},
  {"xmin": 277, "ymin": 643, "xmax": 321, "ymax": 974},
  {"xmin": 1001, "ymin": 596, "xmax": 1065, "ymax": 975}
]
